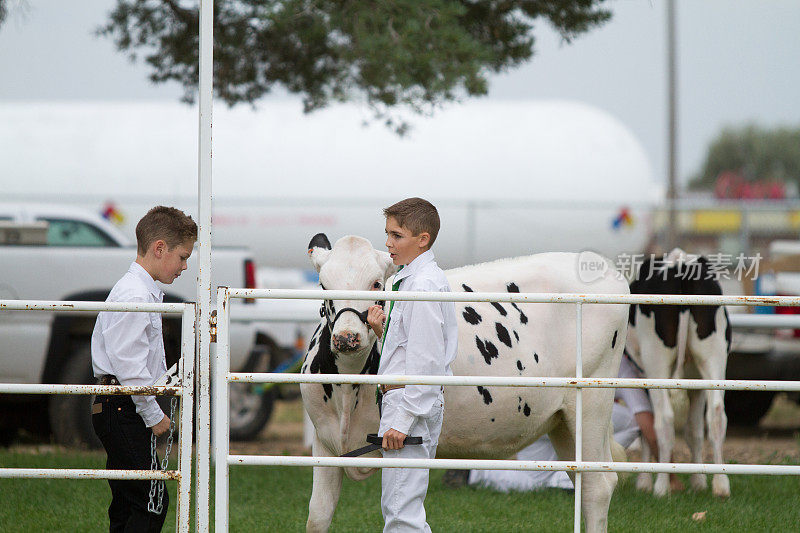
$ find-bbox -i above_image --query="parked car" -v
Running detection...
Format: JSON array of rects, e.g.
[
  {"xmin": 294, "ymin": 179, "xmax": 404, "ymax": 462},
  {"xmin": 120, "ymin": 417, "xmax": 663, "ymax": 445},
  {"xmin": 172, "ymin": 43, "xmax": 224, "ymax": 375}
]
[{"xmin": 0, "ymin": 203, "xmax": 286, "ymax": 445}]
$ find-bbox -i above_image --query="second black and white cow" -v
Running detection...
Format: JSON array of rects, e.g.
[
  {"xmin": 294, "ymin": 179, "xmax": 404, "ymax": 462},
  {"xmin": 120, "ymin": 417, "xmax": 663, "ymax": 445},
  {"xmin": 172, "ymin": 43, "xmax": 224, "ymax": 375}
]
[
  {"xmin": 626, "ymin": 248, "xmax": 732, "ymax": 498},
  {"xmin": 300, "ymin": 234, "xmax": 629, "ymax": 533}
]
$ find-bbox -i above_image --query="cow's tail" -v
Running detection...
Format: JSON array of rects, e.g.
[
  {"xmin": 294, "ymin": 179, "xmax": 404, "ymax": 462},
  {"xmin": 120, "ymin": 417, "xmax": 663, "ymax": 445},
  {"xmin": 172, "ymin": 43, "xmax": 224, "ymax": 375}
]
[
  {"xmin": 673, "ymin": 308, "xmax": 689, "ymax": 379},
  {"xmin": 610, "ymin": 425, "xmax": 627, "ymax": 463},
  {"xmin": 669, "ymin": 308, "xmax": 691, "ymax": 428}
]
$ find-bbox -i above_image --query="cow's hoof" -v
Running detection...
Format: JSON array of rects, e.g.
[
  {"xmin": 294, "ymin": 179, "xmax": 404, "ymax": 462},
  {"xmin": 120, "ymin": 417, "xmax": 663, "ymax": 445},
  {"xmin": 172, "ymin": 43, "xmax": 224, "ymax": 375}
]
[
  {"xmin": 653, "ymin": 475, "xmax": 670, "ymax": 497},
  {"xmin": 712, "ymin": 474, "xmax": 731, "ymax": 498},
  {"xmin": 690, "ymin": 473, "xmax": 707, "ymax": 492},
  {"xmin": 442, "ymin": 469, "xmax": 470, "ymax": 489},
  {"xmin": 635, "ymin": 473, "xmax": 652, "ymax": 492}
]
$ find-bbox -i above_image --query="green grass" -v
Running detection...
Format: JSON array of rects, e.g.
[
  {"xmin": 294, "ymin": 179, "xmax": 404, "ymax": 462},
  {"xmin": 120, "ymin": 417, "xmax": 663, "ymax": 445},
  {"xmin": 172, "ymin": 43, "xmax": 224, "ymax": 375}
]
[{"xmin": 2, "ymin": 450, "xmax": 799, "ymax": 532}]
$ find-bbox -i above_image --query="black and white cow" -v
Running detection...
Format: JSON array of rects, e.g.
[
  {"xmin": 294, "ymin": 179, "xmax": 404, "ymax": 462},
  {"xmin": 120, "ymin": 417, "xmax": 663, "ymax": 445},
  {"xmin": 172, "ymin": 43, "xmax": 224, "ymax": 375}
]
[
  {"xmin": 300, "ymin": 234, "xmax": 629, "ymax": 533},
  {"xmin": 626, "ymin": 248, "xmax": 732, "ymax": 498}
]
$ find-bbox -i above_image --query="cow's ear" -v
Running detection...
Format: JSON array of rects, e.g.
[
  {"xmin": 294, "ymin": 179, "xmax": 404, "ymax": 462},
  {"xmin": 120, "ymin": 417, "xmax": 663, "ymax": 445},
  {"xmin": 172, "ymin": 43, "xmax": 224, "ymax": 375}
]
[
  {"xmin": 308, "ymin": 233, "xmax": 332, "ymax": 272},
  {"xmin": 375, "ymin": 250, "xmax": 398, "ymax": 280}
]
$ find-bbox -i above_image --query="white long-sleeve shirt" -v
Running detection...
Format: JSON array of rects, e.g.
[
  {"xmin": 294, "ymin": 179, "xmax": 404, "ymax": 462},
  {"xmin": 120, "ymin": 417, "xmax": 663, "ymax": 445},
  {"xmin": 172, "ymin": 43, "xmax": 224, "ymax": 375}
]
[
  {"xmin": 378, "ymin": 250, "xmax": 458, "ymax": 435},
  {"xmin": 91, "ymin": 262, "xmax": 167, "ymax": 427}
]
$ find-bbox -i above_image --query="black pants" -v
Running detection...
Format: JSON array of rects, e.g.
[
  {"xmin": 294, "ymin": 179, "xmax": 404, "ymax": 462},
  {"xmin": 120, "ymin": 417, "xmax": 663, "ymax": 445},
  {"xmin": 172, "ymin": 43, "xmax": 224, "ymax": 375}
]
[{"xmin": 92, "ymin": 395, "xmax": 169, "ymax": 533}]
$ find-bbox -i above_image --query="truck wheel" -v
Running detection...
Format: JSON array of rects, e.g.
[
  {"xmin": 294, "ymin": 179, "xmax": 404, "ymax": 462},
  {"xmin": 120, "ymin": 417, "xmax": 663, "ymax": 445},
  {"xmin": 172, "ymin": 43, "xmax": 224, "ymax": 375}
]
[
  {"xmin": 48, "ymin": 341, "xmax": 102, "ymax": 448},
  {"xmin": 724, "ymin": 390, "xmax": 775, "ymax": 427},
  {"xmin": 229, "ymin": 345, "xmax": 277, "ymax": 441}
]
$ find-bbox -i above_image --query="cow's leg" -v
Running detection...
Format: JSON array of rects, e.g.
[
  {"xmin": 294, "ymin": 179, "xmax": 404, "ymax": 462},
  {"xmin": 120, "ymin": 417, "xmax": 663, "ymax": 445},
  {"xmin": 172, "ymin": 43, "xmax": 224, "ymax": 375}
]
[
  {"xmin": 686, "ymin": 388, "xmax": 707, "ymax": 491},
  {"xmin": 550, "ymin": 393, "xmax": 617, "ymax": 533},
  {"xmin": 638, "ymin": 330, "xmax": 677, "ymax": 497},
  {"xmin": 635, "ymin": 442, "xmax": 653, "ymax": 492},
  {"xmin": 306, "ymin": 435, "xmax": 343, "ymax": 533},
  {"xmin": 689, "ymin": 310, "xmax": 731, "ymax": 499},
  {"xmin": 692, "ymin": 360, "xmax": 730, "ymax": 498},
  {"xmin": 649, "ymin": 386, "xmax": 676, "ymax": 497}
]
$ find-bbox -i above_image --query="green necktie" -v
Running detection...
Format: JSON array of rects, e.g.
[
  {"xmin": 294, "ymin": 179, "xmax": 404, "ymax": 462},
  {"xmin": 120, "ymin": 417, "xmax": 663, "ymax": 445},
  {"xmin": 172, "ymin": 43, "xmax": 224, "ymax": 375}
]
[
  {"xmin": 380, "ymin": 272, "xmax": 403, "ymax": 355},
  {"xmin": 377, "ymin": 269, "xmax": 402, "ymax": 403}
]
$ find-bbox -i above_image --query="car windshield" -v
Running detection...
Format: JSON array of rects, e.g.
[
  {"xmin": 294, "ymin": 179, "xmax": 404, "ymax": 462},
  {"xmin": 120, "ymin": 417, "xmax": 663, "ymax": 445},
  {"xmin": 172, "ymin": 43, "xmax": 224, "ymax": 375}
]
[{"xmin": 37, "ymin": 218, "xmax": 118, "ymax": 247}]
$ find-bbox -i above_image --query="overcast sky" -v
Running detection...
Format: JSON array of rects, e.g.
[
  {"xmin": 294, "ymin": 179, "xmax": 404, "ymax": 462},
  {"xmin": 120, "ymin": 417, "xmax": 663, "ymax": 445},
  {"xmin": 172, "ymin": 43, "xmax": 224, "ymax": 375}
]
[{"xmin": 1, "ymin": 0, "xmax": 798, "ymax": 188}]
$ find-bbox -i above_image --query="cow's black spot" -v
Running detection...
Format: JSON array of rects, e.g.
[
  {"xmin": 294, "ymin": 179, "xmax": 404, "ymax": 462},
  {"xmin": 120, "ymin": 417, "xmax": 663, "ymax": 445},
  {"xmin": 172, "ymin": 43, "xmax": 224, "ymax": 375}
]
[
  {"xmin": 308, "ymin": 336, "xmax": 317, "ymax": 351},
  {"xmin": 516, "ymin": 360, "xmax": 525, "ymax": 371},
  {"xmin": 533, "ymin": 352, "xmax": 539, "ymax": 363},
  {"xmin": 462, "ymin": 284, "xmax": 474, "ymax": 292},
  {"xmin": 513, "ymin": 330, "xmax": 519, "ymax": 341},
  {"xmin": 477, "ymin": 386, "xmax": 493, "ymax": 405},
  {"xmin": 507, "ymin": 282, "xmax": 520, "ymax": 293},
  {"xmin": 631, "ymin": 254, "xmax": 726, "ymax": 347},
  {"xmin": 308, "ymin": 326, "xmax": 336, "ymax": 400},
  {"xmin": 724, "ymin": 309, "xmax": 732, "ymax": 352},
  {"xmin": 462, "ymin": 306, "xmax": 482, "ymax": 325},
  {"xmin": 611, "ymin": 330, "xmax": 618, "ymax": 349},
  {"xmin": 496, "ymin": 322, "xmax": 512, "ymax": 348},
  {"xmin": 308, "ymin": 233, "xmax": 332, "ymax": 251},
  {"xmin": 517, "ymin": 397, "xmax": 522, "ymax": 412},
  {"xmin": 523, "ymin": 403, "xmax": 531, "ymax": 417},
  {"xmin": 511, "ymin": 303, "xmax": 529, "ymax": 324},
  {"xmin": 476, "ymin": 337, "xmax": 499, "ymax": 365},
  {"xmin": 491, "ymin": 302, "xmax": 508, "ymax": 316},
  {"xmin": 323, "ymin": 396, "xmax": 328, "ymax": 403},
  {"xmin": 360, "ymin": 343, "xmax": 381, "ymax": 376}
]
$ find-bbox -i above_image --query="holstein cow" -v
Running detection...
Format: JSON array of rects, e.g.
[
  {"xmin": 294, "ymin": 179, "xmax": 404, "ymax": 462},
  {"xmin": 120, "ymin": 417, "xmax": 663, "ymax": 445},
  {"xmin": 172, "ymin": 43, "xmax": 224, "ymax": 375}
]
[
  {"xmin": 626, "ymin": 248, "xmax": 732, "ymax": 498},
  {"xmin": 300, "ymin": 234, "xmax": 629, "ymax": 533}
]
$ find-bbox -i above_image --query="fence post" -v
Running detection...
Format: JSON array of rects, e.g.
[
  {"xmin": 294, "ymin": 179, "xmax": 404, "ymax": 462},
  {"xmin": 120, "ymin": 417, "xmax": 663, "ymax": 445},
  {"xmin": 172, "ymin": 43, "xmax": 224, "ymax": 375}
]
[
  {"xmin": 177, "ymin": 304, "xmax": 196, "ymax": 533},
  {"xmin": 214, "ymin": 288, "xmax": 231, "ymax": 532},
  {"xmin": 196, "ymin": 0, "xmax": 214, "ymax": 529},
  {"xmin": 574, "ymin": 302, "xmax": 583, "ymax": 533}
]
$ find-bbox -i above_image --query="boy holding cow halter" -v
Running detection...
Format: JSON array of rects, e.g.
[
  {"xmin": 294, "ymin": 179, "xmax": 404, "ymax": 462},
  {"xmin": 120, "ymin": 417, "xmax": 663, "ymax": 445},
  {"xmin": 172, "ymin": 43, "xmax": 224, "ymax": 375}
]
[{"xmin": 367, "ymin": 197, "xmax": 459, "ymax": 532}]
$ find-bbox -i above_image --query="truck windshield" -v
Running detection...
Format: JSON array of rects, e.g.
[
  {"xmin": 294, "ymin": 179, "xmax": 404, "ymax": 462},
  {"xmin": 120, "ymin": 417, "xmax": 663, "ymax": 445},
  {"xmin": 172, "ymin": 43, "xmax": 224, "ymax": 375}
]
[{"xmin": 37, "ymin": 218, "xmax": 118, "ymax": 247}]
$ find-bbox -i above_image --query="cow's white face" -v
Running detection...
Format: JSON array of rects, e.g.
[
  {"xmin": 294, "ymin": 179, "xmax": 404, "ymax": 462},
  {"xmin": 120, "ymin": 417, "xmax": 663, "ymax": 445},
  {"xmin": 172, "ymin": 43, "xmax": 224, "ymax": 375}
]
[{"xmin": 308, "ymin": 233, "xmax": 397, "ymax": 355}]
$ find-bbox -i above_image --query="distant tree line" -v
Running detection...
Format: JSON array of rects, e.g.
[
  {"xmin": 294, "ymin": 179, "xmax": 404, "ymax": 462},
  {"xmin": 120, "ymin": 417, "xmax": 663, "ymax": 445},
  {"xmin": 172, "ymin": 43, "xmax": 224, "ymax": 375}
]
[{"xmin": 691, "ymin": 124, "xmax": 800, "ymax": 194}]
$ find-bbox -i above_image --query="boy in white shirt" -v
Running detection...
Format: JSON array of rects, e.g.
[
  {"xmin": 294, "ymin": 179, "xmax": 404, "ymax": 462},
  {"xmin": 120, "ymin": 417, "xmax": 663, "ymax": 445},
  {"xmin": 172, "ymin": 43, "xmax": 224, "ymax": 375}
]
[
  {"xmin": 91, "ymin": 206, "xmax": 196, "ymax": 532},
  {"xmin": 367, "ymin": 197, "xmax": 458, "ymax": 532}
]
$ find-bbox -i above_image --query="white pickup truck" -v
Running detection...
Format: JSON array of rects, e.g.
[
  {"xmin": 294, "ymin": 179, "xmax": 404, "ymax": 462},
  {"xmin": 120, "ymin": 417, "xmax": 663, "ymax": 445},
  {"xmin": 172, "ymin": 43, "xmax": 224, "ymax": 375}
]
[{"xmin": 0, "ymin": 204, "xmax": 291, "ymax": 446}]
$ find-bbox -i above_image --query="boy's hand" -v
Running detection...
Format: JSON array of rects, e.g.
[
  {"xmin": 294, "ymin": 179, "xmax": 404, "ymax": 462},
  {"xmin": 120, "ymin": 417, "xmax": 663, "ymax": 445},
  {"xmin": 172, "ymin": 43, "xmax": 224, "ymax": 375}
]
[
  {"xmin": 367, "ymin": 305, "xmax": 385, "ymax": 338},
  {"xmin": 152, "ymin": 415, "xmax": 170, "ymax": 436},
  {"xmin": 382, "ymin": 428, "xmax": 407, "ymax": 450}
]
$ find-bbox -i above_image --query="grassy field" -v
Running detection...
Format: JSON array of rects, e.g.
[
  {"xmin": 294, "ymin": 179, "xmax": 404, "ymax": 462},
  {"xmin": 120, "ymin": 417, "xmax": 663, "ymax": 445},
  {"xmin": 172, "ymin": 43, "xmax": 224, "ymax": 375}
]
[{"xmin": 2, "ymin": 449, "xmax": 800, "ymax": 532}]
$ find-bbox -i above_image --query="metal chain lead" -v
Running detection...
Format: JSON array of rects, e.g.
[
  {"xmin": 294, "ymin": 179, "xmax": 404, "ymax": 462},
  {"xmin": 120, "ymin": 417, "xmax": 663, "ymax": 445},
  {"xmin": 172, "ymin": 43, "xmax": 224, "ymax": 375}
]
[{"xmin": 148, "ymin": 396, "xmax": 178, "ymax": 515}]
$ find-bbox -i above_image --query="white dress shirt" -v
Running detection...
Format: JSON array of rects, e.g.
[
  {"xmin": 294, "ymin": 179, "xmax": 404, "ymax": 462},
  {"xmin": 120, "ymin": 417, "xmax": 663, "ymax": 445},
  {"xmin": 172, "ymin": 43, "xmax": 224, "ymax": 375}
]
[
  {"xmin": 378, "ymin": 250, "xmax": 458, "ymax": 435},
  {"xmin": 91, "ymin": 262, "xmax": 167, "ymax": 427}
]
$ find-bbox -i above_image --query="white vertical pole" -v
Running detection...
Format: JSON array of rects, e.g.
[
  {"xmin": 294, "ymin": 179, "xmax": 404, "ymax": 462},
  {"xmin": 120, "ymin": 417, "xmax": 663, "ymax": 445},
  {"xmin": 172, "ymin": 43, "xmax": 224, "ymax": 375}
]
[
  {"xmin": 214, "ymin": 288, "xmax": 231, "ymax": 532},
  {"xmin": 574, "ymin": 303, "xmax": 583, "ymax": 533},
  {"xmin": 176, "ymin": 304, "xmax": 195, "ymax": 533},
  {"xmin": 196, "ymin": 0, "xmax": 214, "ymax": 530}
]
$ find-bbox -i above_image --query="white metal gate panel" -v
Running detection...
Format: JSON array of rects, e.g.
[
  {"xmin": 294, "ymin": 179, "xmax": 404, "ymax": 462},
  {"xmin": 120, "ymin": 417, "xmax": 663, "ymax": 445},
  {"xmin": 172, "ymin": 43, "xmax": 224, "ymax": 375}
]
[
  {"xmin": 211, "ymin": 288, "xmax": 800, "ymax": 533},
  {"xmin": 0, "ymin": 300, "xmax": 196, "ymax": 533}
]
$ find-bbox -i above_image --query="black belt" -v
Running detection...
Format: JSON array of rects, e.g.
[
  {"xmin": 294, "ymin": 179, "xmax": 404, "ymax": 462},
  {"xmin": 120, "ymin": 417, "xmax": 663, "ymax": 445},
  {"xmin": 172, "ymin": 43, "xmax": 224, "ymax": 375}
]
[
  {"xmin": 98, "ymin": 375, "xmax": 120, "ymax": 385},
  {"xmin": 341, "ymin": 433, "xmax": 423, "ymax": 457}
]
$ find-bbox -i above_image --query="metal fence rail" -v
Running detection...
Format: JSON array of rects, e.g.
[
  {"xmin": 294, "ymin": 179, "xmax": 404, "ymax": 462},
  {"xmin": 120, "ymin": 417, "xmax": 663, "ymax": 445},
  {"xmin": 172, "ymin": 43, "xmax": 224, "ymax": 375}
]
[
  {"xmin": 212, "ymin": 287, "xmax": 800, "ymax": 533},
  {"xmin": 0, "ymin": 300, "xmax": 195, "ymax": 533}
]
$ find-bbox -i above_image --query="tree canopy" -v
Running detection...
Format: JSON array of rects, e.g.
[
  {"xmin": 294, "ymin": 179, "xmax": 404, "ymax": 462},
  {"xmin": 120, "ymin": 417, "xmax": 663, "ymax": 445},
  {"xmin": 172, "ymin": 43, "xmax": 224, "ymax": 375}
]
[
  {"xmin": 691, "ymin": 124, "xmax": 800, "ymax": 191},
  {"xmin": 85, "ymin": 0, "xmax": 610, "ymax": 131}
]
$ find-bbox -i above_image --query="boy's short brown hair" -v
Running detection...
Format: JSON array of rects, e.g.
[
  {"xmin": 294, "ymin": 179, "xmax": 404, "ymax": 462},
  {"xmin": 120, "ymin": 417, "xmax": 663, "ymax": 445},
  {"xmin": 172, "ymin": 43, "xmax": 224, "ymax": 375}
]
[
  {"xmin": 135, "ymin": 206, "xmax": 198, "ymax": 255},
  {"xmin": 383, "ymin": 197, "xmax": 440, "ymax": 247}
]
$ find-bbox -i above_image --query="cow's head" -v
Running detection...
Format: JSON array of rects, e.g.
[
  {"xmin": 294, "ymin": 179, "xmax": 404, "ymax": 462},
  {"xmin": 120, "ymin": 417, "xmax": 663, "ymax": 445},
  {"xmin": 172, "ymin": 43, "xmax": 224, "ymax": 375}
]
[{"xmin": 308, "ymin": 233, "xmax": 398, "ymax": 355}]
